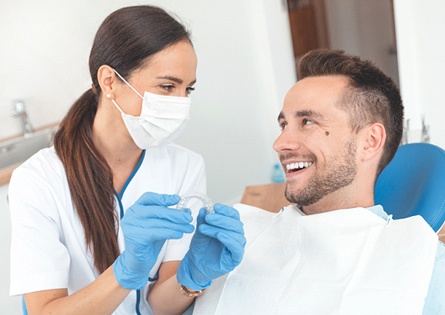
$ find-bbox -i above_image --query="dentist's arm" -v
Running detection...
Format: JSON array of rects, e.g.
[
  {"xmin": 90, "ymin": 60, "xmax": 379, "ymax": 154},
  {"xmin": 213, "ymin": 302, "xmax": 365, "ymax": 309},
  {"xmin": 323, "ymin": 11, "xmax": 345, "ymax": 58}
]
[
  {"xmin": 147, "ymin": 261, "xmax": 197, "ymax": 315},
  {"xmin": 24, "ymin": 268, "xmax": 130, "ymax": 315},
  {"xmin": 25, "ymin": 193, "xmax": 194, "ymax": 315}
]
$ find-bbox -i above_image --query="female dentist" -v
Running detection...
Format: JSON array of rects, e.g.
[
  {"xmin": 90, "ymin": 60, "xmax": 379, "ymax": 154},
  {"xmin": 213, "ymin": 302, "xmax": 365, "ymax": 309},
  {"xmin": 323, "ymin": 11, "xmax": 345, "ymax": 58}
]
[{"xmin": 9, "ymin": 5, "xmax": 245, "ymax": 315}]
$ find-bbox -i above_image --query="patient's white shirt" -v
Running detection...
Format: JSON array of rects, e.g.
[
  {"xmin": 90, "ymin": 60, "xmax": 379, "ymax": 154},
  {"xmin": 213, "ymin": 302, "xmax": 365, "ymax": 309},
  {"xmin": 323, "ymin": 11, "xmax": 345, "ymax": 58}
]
[{"xmin": 193, "ymin": 204, "xmax": 439, "ymax": 315}]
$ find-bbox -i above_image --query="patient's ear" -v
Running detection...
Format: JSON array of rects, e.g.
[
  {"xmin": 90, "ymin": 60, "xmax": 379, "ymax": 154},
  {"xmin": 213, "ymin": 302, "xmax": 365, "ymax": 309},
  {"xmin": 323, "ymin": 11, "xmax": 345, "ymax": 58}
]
[{"xmin": 360, "ymin": 123, "xmax": 386, "ymax": 161}]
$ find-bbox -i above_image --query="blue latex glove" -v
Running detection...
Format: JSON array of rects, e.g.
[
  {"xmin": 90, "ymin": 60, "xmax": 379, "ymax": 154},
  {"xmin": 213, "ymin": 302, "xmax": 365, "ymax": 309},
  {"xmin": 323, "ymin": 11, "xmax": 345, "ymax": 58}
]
[
  {"xmin": 114, "ymin": 192, "xmax": 194, "ymax": 290},
  {"xmin": 177, "ymin": 203, "xmax": 246, "ymax": 291}
]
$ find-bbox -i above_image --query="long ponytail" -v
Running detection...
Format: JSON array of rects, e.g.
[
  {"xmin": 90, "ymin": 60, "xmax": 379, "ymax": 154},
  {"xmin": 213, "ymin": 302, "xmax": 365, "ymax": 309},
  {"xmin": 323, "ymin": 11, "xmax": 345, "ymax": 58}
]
[{"xmin": 54, "ymin": 89, "xmax": 119, "ymax": 272}]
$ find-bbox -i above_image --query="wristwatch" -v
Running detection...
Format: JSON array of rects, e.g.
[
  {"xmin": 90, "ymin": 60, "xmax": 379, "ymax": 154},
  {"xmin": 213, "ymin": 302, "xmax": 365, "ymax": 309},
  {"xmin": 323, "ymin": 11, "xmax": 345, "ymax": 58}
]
[{"xmin": 178, "ymin": 283, "xmax": 206, "ymax": 297}]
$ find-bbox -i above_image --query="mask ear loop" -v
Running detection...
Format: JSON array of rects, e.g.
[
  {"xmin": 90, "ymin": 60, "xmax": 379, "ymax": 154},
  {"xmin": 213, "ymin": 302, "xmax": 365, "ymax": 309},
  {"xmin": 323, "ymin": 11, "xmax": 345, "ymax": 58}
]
[
  {"xmin": 176, "ymin": 193, "xmax": 214, "ymax": 214},
  {"xmin": 113, "ymin": 69, "xmax": 144, "ymax": 99}
]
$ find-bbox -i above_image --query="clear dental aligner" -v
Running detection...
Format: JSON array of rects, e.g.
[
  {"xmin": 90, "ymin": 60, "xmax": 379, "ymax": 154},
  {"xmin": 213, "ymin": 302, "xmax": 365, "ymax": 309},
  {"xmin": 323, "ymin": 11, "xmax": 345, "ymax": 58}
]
[{"xmin": 177, "ymin": 193, "xmax": 214, "ymax": 214}]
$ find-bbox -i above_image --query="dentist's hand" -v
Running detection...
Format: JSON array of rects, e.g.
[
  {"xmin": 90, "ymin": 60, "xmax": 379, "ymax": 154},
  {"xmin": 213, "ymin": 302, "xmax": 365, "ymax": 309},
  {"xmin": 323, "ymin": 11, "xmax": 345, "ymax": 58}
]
[
  {"xmin": 177, "ymin": 204, "xmax": 246, "ymax": 291},
  {"xmin": 114, "ymin": 192, "xmax": 194, "ymax": 290}
]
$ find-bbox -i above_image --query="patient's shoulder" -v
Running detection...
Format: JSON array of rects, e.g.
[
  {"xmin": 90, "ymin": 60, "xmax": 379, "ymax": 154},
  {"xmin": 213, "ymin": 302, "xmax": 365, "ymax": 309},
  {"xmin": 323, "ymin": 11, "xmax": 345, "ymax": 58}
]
[
  {"xmin": 437, "ymin": 241, "xmax": 445, "ymax": 261},
  {"xmin": 423, "ymin": 242, "xmax": 445, "ymax": 314}
]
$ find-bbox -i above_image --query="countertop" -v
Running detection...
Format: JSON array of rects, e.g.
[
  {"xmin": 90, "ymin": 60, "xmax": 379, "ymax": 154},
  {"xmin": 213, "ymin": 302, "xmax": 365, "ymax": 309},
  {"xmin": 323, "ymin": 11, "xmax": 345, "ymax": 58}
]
[
  {"xmin": 0, "ymin": 163, "xmax": 20, "ymax": 186},
  {"xmin": 0, "ymin": 122, "xmax": 59, "ymax": 186}
]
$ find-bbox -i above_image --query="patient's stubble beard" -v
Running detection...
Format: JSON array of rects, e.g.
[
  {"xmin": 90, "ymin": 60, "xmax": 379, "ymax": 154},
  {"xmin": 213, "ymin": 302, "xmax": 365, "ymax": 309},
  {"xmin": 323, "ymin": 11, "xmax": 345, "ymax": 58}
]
[{"xmin": 285, "ymin": 138, "xmax": 357, "ymax": 206}]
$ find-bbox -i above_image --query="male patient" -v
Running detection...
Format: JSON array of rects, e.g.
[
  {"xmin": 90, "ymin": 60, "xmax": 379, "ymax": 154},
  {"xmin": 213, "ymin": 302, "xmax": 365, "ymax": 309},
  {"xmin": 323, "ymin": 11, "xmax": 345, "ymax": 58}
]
[{"xmin": 192, "ymin": 49, "xmax": 445, "ymax": 314}]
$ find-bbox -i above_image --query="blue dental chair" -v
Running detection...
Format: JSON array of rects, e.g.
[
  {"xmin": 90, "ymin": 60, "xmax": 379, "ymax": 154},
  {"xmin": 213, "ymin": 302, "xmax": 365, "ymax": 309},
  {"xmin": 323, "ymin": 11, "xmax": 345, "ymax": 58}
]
[{"xmin": 375, "ymin": 142, "xmax": 445, "ymax": 238}]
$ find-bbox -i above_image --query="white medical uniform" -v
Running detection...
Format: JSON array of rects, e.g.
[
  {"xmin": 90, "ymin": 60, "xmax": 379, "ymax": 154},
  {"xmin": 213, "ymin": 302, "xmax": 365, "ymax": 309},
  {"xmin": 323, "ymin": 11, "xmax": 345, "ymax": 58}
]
[{"xmin": 9, "ymin": 144, "xmax": 206, "ymax": 315}]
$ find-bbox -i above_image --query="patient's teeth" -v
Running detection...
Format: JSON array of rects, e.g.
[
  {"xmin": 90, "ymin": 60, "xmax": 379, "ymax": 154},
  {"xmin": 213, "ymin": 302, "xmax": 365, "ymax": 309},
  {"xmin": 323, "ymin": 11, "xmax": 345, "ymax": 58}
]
[{"xmin": 286, "ymin": 161, "xmax": 313, "ymax": 170}]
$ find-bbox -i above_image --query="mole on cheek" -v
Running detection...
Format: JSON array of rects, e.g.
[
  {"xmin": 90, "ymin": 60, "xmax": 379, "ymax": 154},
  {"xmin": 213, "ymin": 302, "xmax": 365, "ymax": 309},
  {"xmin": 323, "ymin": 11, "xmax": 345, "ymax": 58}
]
[{"xmin": 325, "ymin": 131, "xmax": 330, "ymax": 136}]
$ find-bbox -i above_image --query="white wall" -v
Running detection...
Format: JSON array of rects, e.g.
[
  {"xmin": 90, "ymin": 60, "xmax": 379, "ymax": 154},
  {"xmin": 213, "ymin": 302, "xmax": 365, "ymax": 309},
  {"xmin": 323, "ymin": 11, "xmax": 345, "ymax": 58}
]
[
  {"xmin": 0, "ymin": 0, "xmax": 296, "ymax": 204},
  {"xmin": 171, "ymin": 0, "xmax": 296, "ymax": 203},
  {"xmin": 393, "ymin": 0, "xmax": 445, "ymax": 148},
  {"xmin": 0, "ymin": 184, "xmax": 22, "ymax": 314}
]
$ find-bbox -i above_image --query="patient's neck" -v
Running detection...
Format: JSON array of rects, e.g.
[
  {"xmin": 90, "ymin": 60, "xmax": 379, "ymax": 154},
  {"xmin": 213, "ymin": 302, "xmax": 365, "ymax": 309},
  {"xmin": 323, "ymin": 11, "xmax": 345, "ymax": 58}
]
[{"xmin": 300, "ymin": 190, "xmax": 374, "ymax": 215}]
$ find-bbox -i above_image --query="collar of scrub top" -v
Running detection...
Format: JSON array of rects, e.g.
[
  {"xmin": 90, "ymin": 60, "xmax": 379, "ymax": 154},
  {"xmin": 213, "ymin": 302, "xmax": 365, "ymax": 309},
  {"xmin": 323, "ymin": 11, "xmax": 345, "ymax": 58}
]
[
  {"xmin": 113, "ymin": 150, "xmax": 146, "ymax": 315},
  {"xmin": 115, "ymin": 150, "xmax": 146, "ymax": 219}
]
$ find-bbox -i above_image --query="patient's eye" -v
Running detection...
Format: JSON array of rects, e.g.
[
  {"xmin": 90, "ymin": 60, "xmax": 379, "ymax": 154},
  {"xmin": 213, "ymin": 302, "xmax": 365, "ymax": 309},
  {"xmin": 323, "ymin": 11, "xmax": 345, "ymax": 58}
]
[
  {"xmin": 302, "ymin": 118, "xmax": 314, "ymax": 126},
  {"xmin": 279, "ymin": 121, "xmax": 287, "ymax": 130}
]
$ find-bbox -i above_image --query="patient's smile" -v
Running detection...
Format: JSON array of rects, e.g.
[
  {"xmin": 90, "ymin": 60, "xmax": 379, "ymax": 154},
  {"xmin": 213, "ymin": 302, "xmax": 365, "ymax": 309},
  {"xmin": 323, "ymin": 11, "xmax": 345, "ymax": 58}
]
[{"xmin": 285, "ymin": 161, "xmax": 313, "ymax": 173}]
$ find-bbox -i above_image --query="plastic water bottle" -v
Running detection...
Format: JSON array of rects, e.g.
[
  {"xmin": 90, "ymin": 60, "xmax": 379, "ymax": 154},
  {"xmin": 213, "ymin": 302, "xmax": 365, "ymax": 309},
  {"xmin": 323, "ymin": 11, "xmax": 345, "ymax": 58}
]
[{"xmin": 272, "ymin": 163, "xmax": 285, "ymax": 183}]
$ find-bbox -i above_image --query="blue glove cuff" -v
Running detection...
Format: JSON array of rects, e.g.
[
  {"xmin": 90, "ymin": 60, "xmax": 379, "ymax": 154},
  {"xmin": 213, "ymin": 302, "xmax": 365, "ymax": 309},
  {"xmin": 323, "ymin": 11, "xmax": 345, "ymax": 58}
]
[
  {"xmin": 113, "ymin": 254, "xmax": 149, "ymax": 290},
  {"xmin": 177, "ymin": 259, "xmax": 212, "ymax": 291}
]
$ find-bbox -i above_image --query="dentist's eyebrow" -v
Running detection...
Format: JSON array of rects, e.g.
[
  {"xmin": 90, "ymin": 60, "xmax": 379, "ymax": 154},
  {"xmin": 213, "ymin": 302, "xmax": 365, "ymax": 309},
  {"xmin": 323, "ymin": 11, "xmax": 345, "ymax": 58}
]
[{"xmin": 156, "ymin": 75, "xmax": 196, "ymax": 86}]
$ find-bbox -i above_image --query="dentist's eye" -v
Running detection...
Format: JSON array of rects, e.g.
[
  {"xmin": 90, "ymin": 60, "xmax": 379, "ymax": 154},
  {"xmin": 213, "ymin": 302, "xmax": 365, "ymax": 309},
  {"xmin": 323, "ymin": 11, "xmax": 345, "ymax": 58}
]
[
  {"xmin": 186, "ymin": 86, "xmax": 195, "ymax": 95},
  {"xmin": 279, "ymin": 121, "xmax": 287, "ymax": 130},
  {"xmin": 161, "ymin": 84, "xmax": 174, "ymax": 92}
]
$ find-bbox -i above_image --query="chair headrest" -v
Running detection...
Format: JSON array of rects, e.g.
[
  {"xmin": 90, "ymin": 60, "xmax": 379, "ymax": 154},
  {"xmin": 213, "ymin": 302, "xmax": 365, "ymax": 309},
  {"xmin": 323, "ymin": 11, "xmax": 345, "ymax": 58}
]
[{"xmin": 375, "ymin": 143, "xmax": 445, "ymax": 232}]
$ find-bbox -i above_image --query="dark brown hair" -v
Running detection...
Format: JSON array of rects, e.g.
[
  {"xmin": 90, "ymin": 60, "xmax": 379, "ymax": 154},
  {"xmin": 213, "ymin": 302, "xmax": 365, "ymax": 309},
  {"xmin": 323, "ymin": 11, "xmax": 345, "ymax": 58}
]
[
  {"xmin": 298, "ymin": 49, "xmax": 404, "ymax": 175},
  {"xmin": 54, "ymin": 5, "xmax": 191, "ymax": 273}
]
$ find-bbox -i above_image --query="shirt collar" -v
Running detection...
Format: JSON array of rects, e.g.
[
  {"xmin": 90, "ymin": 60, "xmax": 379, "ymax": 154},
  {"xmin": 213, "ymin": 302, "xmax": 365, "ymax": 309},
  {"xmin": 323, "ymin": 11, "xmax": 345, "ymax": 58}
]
[
  {"xmin": 367, "ymin": 204, "xmax": 388, "ymax": 220},
  {"xmin": 290, "ymin": 204, "xmax": 388, "ymax": 219}
]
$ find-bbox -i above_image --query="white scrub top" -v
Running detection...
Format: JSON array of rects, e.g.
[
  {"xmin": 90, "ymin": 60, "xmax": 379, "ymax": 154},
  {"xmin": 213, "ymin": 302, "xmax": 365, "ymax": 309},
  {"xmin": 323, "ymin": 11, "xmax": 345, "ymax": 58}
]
[{"xmin": 9, "ymin": 143, "xmax": 206, "ymax": 314}]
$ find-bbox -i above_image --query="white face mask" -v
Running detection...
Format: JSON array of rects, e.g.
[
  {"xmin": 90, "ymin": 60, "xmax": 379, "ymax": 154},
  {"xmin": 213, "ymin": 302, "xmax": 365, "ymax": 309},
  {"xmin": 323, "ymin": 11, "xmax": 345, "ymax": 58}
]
[{"xmin": 111, "ymin": 69, "xmax": 191, "ymax": 149}]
